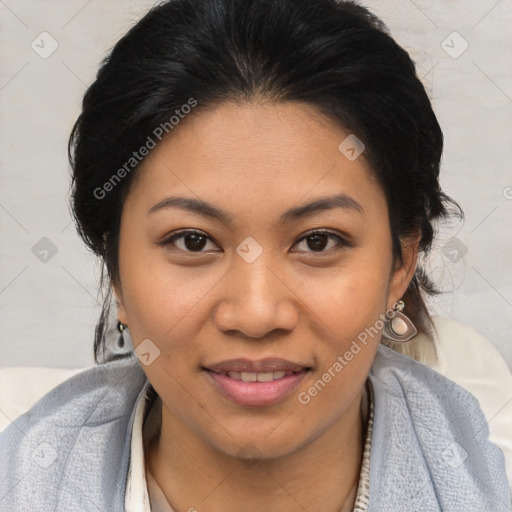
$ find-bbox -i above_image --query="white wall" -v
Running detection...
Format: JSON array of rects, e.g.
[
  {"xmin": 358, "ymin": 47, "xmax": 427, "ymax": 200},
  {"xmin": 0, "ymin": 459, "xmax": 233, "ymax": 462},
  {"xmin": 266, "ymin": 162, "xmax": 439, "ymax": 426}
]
[{"xmin": 1, "ymin": 0, "xmax": 511, "ymax": 369}]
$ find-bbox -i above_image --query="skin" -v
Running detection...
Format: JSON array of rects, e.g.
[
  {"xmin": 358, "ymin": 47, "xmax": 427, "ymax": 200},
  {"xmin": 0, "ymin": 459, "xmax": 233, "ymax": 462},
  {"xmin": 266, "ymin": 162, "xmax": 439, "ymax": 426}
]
[{"xmin": 115, "ymin": 100, "xmax": 418, "ymax": 512}]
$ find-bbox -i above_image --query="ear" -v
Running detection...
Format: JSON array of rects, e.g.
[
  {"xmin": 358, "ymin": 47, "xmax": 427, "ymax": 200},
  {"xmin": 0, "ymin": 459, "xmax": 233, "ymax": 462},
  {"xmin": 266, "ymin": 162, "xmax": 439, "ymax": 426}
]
[
  {"xmin": 387, "ymin": 234, "xmax": 420, "ymax": 310},
  {"xmin": 112, "ymin": 282, "xmax": 128, "ymax": 326}
]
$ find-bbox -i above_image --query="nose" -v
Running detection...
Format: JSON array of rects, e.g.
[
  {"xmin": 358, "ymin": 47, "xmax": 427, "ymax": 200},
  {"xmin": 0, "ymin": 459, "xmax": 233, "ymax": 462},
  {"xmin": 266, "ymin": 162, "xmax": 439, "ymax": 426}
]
[{"xmin": 213, "ymin": 254, "xmax": 299, "ymax": 339}]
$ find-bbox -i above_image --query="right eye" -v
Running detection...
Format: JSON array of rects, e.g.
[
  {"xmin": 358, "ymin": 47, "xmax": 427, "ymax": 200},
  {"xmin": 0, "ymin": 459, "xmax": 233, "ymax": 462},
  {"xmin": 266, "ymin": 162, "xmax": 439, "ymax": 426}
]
[{"xmin": 158, "ymin": 230, "xmax": 221, "ymax": 253}]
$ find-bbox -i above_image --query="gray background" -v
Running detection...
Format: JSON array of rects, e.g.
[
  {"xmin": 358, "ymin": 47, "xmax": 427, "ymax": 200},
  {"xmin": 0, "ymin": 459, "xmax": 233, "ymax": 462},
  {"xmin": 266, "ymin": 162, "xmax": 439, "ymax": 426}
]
[{"xmin": 1, "ymin": 0, "xmax": 511, "ymax": 369}]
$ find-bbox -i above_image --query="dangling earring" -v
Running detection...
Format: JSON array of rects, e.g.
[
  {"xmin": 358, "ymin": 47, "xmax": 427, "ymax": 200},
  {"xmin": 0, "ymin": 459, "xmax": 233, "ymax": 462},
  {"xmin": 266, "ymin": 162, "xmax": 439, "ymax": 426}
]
[
  {"xmin": 382, "ymin": 300, "xmax": 417, "ymax": 343},
  {"xmin": 117, "ymin": 321, "xmax": 128, "ymax": 350}
]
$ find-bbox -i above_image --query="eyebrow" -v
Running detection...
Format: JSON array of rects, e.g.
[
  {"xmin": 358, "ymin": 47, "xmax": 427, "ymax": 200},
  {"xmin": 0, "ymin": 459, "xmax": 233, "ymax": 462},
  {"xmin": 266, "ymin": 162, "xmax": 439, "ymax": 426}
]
[{"xmin": 148, "ymin": 193, "xmax": 364, "ymax": 224}]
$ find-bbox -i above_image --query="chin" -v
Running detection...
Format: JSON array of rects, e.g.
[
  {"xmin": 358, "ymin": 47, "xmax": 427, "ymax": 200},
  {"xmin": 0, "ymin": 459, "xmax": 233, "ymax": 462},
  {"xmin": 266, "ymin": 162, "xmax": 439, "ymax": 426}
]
[{"xmin": 203, "ymin": 422, "xmax": 311, "ymax": 463}]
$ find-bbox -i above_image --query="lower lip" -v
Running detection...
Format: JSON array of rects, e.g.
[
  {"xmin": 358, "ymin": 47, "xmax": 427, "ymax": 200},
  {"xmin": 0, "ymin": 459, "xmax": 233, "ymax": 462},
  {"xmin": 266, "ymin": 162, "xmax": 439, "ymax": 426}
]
[{"xmin": 205, "ymin": 370, "xmax": 308, "ymax": 407}]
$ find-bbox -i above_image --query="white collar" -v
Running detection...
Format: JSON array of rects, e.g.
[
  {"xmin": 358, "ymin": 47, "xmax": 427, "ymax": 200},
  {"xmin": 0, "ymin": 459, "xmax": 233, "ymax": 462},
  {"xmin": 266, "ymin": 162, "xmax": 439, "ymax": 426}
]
[
  {"xmin": 125, "ymin": 385, "xmax": 176, "ymax": 512},
  {"xmin": 124, "ymin": 383, "xmax": 152, "ymax": 512}
]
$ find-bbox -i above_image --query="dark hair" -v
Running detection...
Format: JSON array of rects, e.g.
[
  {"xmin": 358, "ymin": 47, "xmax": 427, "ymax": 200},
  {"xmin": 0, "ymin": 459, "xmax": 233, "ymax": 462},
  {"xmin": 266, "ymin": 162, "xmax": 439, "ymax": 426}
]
[{"xmin": 69, "ymin": 0, "xmax": 460, "ymax": 364}]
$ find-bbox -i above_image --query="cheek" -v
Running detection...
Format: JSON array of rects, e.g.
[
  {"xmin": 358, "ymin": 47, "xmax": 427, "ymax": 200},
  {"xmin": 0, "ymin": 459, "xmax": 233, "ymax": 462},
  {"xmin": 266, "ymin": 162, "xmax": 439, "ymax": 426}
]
[
  {"xmin": 305, "ymin": 277, "xmax": 387, "ymax": 381},
  {"xmin": 116, "ymin": 227, "xmax": 206, "ymax": 347},
  {"xmin": 293, "ymin": 266, "xmax": 390, "ymax": 426},
  {"xmin": 296, "ymin": 252, "xmax": 392, "ymax": 340},
  {"xmin": 120, "ymin": 263, "xmax": 211, "ymax": 345}
]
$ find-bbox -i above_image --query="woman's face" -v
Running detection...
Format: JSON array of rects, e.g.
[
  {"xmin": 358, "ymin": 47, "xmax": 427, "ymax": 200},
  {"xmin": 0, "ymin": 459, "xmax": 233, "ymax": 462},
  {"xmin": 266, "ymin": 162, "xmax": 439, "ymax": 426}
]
[{"xmin": 116, "ymin": 100, "xmax": 416, "ymax": 460}]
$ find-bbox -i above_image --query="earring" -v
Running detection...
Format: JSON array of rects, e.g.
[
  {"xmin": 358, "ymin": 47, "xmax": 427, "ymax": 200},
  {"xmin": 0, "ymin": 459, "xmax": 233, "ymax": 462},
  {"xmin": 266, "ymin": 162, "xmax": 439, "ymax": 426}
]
[
  {"xmin": 382, "ymin": 300, "xmax": 417, "ymax": 343},
  {"xmin": 117, "ymin": 321, "xmax": 128, "ymax": 350}
]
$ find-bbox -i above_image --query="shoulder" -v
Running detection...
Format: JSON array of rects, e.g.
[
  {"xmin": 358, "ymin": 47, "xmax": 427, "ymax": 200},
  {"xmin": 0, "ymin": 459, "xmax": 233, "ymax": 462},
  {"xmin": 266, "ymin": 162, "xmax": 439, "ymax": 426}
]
[
  {"xmin": 418, "ymin": 316, "xmax": 512, "ymax": 489},
  {"xmin": 0, "ymin": 355, "xmax": 148, "ymax": 511},
  {"xmin": 0, "ymin": 366, "xmax": 85, "ymax": 432},
  {"xmin": 1, "ymin": 355, "xmax": 146, "ymax": 430},
  {"xmin": 368, "ymin": 344, "xmax": 511, "ymax": 511}
]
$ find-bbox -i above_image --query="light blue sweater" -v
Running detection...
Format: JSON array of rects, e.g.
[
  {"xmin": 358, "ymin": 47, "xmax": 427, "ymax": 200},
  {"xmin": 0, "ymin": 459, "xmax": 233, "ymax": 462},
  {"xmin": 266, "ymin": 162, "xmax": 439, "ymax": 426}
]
[{"xmin": 0, "ymin": 344, "xmax": 510, "ymax": 511}]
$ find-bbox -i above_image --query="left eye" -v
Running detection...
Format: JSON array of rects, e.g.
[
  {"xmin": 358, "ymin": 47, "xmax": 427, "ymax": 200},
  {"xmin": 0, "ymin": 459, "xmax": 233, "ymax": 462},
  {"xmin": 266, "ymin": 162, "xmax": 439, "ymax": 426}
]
[{"xmin": 292, "ymin": 231, "xmax": 346, "ymax": 253}]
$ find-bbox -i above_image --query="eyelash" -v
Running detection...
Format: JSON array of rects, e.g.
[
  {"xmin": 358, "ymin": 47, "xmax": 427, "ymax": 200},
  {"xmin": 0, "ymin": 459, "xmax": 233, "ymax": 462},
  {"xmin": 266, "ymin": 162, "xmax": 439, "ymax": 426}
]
[{"xmin": 158, "ymin": 229, "xmax": 348, "ymax": 254}]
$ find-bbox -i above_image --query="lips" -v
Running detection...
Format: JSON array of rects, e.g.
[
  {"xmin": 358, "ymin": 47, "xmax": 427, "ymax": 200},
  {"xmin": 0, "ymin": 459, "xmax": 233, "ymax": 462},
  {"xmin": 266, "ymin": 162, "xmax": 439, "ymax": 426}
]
[{"xmin": 203, "ymin": 358, "xmax": 311, "ymax": 407}]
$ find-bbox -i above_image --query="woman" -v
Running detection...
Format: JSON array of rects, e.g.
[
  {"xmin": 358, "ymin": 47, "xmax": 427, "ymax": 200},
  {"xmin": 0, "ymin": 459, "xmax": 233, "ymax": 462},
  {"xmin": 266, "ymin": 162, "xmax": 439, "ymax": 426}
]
[{"xmin": 0, "ymin": 0, "xmax": 510, "ymax": 510}]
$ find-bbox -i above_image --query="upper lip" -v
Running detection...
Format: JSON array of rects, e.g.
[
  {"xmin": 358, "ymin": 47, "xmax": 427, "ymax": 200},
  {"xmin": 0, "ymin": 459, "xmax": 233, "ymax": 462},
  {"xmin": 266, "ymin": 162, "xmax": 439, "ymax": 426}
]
[{"xmin": 204, "ymin": 358, "xmax": 310, "ymax": 374}]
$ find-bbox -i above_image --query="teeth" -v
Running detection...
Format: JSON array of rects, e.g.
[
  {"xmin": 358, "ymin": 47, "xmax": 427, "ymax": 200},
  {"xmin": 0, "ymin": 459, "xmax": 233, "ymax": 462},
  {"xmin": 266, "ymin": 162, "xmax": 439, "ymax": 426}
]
[
  {"xmin": 240, "ymin": 372, "xmax": 257, "ymax": 382},
  {"xmin": 256, "ymin": 372, "xmax": 274, "ymax": 382},
  {"xmin": 227, "ymin": 370, "xmax": 290, "ymax": 382}
]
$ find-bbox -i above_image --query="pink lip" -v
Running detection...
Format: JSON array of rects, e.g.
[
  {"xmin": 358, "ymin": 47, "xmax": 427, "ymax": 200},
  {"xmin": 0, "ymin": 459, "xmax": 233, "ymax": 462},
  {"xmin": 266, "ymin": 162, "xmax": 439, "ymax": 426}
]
[{"xmin": 205, "ymin": 368, "xmax": 309, "ymax": 407}]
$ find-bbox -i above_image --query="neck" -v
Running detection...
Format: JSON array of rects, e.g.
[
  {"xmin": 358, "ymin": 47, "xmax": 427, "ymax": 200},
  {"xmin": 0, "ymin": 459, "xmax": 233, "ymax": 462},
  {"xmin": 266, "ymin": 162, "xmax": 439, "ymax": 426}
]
[{"xmin": 145, "ymin": 392, "xmax": 364, "ymax": 512}]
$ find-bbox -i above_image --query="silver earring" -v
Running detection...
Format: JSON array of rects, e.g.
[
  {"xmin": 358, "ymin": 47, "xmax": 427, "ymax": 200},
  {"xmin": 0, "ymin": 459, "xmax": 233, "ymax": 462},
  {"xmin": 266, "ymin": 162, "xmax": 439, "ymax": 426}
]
[
  {"xmin": 382, "ymin": 300, "xmax": 417, "ymax": 343},
  {"xmin": 117, "ymin": 321, "xmax": 128, "ymax": 350}
]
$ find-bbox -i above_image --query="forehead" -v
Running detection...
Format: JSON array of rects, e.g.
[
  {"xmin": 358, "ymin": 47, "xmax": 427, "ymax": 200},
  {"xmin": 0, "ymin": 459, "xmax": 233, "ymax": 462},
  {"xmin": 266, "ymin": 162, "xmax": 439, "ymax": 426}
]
[{"xmin": 126, "ymin": 100, "xmax": 385, "ymax": 218}]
